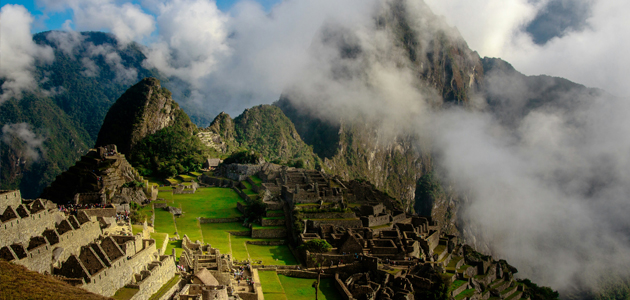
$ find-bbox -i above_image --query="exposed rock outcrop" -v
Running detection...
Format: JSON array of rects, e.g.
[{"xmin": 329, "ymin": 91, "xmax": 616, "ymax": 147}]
[{"xmin": 95, "ymin": 77, "xmax": 193, "ymax": 155}]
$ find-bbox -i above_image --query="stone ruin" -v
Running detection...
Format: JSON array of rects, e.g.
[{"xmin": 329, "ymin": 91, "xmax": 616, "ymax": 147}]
[
  {"xmin": 40, "ymin": 144, "xmax": 158, "ymax": 206},
  {"xmin": 215, "ymin": 164, "xmax": 532, "ymax": 300},
  {"xmin": 0, "ymin": 189, "xmax": 177, "ymax": 299}
]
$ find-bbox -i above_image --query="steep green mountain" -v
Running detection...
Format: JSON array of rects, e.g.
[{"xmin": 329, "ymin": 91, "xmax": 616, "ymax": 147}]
[
  {"xmin": 0, "ymin": 94, "xmax": 92, "ymax": 197},
  {"xmin": 0, "ymin": 31, "xmax": 158, "ymax": 198},
  {"xmin": 94, "ymin": 77, "xmax": 209, "ymax": 178},
  {"xmin": 94, "ymin": 77, "xmax": 195, "ymax": 154},
  {"xmin": 199, "ymin": 105, "xmax": 320, "ymax": 168}
]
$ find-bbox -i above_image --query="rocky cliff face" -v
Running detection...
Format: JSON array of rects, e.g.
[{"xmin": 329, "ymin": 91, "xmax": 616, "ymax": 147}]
[
  {"xmin": 95, "ymin": 77, "xmax": 191, "ymax": 155},
  {"xmin": 275, "ymin": 0, "xmax": 483, "ymax": 234}
]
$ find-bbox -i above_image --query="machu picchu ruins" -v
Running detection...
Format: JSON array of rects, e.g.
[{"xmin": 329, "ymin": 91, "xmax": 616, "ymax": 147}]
[{"xmin": 1, "ymin": 155, "xmax": 544, "ymax": 300}]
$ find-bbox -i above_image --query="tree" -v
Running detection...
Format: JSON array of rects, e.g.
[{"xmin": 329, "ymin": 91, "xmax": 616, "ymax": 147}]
[
  {"xmin": 300, "ymin": 239, "xmax": 332, "ymax": 253},
  {"xmin": 299, "ymin": 239, "xmax": 332, "ymax": 300}
]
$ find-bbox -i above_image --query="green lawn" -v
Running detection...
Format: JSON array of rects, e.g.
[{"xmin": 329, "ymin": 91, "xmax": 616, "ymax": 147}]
[
  {"xmin": 132, "ymin": 225, "xmax": 144, "ymax": 235},
  {"xmin": 174, "ymin": 216, "xmax": 203, "ymax": 242},
  {"xmin": 200, "ymin": 222, "xmax": 249, "ymax": 254},
  {"xmin": 153, "ymin": 209, "xmax": 177, "ymax": 236},
  {"xmin": 177, "ymin": 175, "xmax": 195, "ymax": 182},
  {"xmin": 173, "ymin": 188, "xmax": 241, "ymax": 219},
  {"xmin": 136, "ymin": 204, "xmax": 153, "ymax": 223},
  {"xmin": 278, "ymin": 275, "xmax": 341, "ymax": 300},
  {"xmin": 112, "ymin": 287, "xmax": 138, "ymax": 300},
  {"xmin": 250, "ymin": 175, "xmax": 263, "ymax": 185},
  {"xmin": 149, "ymin": 275, "xmax": 180, "ymax": 300},
  {"xmin": 259, "ymin": 271, "xmax": 285, "ymax": 294},
  {"xmin": 246, "ymin": 244, "xmax": 298, "ymax": 265},
  {"xmin": 244, "ymin": 189, "xmax": 258, "ymax": 195},
  {"xmin": 150, "ymin": 232, "xmax": 168, "ymax": 251},
  {"xmin": 165, "ymin": 240, "xmax": 183, "ymax": 261},
  {"xmin": 242, "ymin": 181, "xmax": 253, "ymax": 190}
]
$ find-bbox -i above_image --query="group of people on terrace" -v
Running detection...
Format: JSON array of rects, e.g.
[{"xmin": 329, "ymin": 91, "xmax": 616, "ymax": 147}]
[{"xmin": 58, "ymin": 202, "xmax": 106, "ymax": 214}]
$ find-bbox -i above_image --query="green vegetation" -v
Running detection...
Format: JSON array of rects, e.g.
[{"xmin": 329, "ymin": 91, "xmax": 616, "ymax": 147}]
[
  {"xmin": 112, "ymin": 287, "xmax": 139, "ymax": 300},
  {"xmin": 299, "ymin": 239, "xmax": 332, "ymax": 253},
  {"xmin": 148, "ymin": 275, "xmax": 180, "ymax": 300},
  {"xmin": 455, "ymin": 289, "xmax": 476, "ymax": 300},
  {"xmin": 153, "ymin": 209, "xmax": 177, "ymax": 235},
  {"xmin": 259, "ymin": 272, "xmax": 341, "ymax": 300},
  {"xmin": 173, "ymin": 188, "xmax": 242, "ymax": 219},
  {"xmin": 414, "ymin": 171, "xmax": 444, "ymax": 216},
  {"xmin": 217, "ymin": 105, "xmax": 320, "ymax": 168},
  {"xmin": 130, "ymin": 125, "xmax": 210, "ymax": 177},
  {"xmin": 0, "ymin": 31, "xmax": 162, "ymax": 198},
  {"xmin": 250, "ymin": 175, "xmax": 263, "ymax": 184},
  {"xmin": 517, "ymin": 279, "xmax": 559, "ymax": 300},
  {"xmin": 448, "ymin": 280, "xmax": 468, "ymax": 294},
  {"xmin": 147, "ymin": 187, "xmax": 298, "ymax": 266},
  {"xmin": 223, "ymin": 150, "xmax": 264, "ymax": 165},
  {"xmin": 259, "ymin": 271, "xmax": 286, "ymax": 297},
  {"xmin": 279, "ymin": 275, "xmax": 342, "ymax": 300},
  {"xmin": 150, "ymin": 232, "xmax": 168, "ymax": 250}
]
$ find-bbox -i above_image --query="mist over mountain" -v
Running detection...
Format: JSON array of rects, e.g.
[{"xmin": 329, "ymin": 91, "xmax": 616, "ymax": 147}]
[{"xmin": 1, "ymin": 0, "xmax": 630, "ymax": 298}]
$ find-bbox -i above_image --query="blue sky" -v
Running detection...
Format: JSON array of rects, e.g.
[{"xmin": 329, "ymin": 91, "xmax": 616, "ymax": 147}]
[{"xmin": 3, "ymin": 0, "xmax": 281, "ymax": 33}]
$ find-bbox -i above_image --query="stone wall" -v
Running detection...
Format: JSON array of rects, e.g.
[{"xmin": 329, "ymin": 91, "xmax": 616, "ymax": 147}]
[
  {"xmin": 261, "ymin": 218, "xmax": 285, "ymax": 227},
  {"xmin": 426, "ymin": 230, "xmax": 440, "ymax": 253},
  {"xmin": 246, "ymin": 177, "xmax": 261, "ymax": 193},
  {"xmin": 391, "ymin": 212, "xmax": 407, "ymax": 223},
  {"xmin": 277, "ymin": 269, "xmax": 330, "ymax": 278},
  {"xmin": 223, "ymin": 164, "xmax": 262, "ymax": 182},
  {"xmin": 0, "ymin": 190, "xmax": 21, "ymax": 211},
  {"xmin": 74, "ymin": 238, "xmax": 163, "ymax": 297},
  {"xmin": 335, "ymin": 273, "xmax": 355, "ymax": 300},
  {"xmin": 246, "ymin": 240, "xmax": 286, "ymax": 246},
  {"xmin": 301, "ymin": 212, "xmax": 357, "ymax": 220},
  {"xmin": 360, "ymin": 214, "xmax": 391, "ymax": 227},
  {"xmin": 199, "ymin": 217, "xmax": 241, "ymax": 223},
  {"xmin": 306, "ymin": 219, "xmax": 363, "ymax": 229},
  {"xmin": 237, "ymin": 201, "xmax": 246, "ymax": 213},
  {"xmin": 1, "ymin": 207, "xmax": 62, "ymax": 247},
  {"xmin": 233, "ymin": 187, "xmax": 252, "ymax": 203},
  {"xmin": 80, "ymin": 208, "xmax": 117, "ymax": 218},
  {"xmin": 129, "ymin": 257, "xmax": 177, "ymax": 300},
  {"xmin": 251, "ymin": 227, "xmax": 287, "ymax": 238}
]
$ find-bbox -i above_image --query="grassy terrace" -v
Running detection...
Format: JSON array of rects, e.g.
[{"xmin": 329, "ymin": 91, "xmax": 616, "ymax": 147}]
[
  {"xmin": 258, "ymin": 271, "xmax": 341, "ymax": 300},
  {"xmin": 455, "ymin": 289, "xmax": 476, "ymax": 300},
  {"xmin": 112, "ymin": 287, "xmax": 138, "ymax": 300},
  {"xmin": 147, "ymin": 187, "xmax": 299, "ymax": 266},
  {"xmin": 433, "ymin": 244, "xmax": 446, "ymax": 256},
  {"xmin": 150, "ymin": 232, "xmax": 168, "ymax": 250},
  {"xmin": 242, "ymin": 181, "xmax": 253, "ymax": 190},
  {"xmin": 447, "ymin": 280, "xmax": 468, "ymax": 295},
  {"xmin": 176, "ymin": 174, "xmax": 196, "ymax": 182},
  {"xmin": 250, "ymin": 175, "xmax": 263, "ymax": 185},
  {"xmin": 252, "ymin": 225, "xmax": 285, "ymax": 230},
  {"xmin": 446, "ymin": 256, "xmax": 463, "ymax": 272},
  {"xmin": 174, "ymin": 188, "xmax": 241, "ymax": 219},
  {"xmin": 370, "ymin": 223, "xmax": 392, "ymax": 229},
  {"xmin": 149, "ymin": 275, "xmax": 180, "ymax": 300}
]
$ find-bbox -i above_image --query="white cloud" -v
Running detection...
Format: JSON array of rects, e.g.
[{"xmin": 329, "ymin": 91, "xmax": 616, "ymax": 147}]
[
  {"xmin": 142, "ymin": 0, "xmax": 230, "ymax": 87},
  {"xmin": 1, "ymin": 123, "xmax": 46, "ymax": 161},
  {"xmin": 36, "ymin": 0, "xmax": 155, "ymax": 45},
  {"xmin": 423, "ymin": 0, "xmax": 630, "ymax": 96},
  {"xmin": 0, "ymin": 4, "xmax": 54, "ymax": 103}
]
